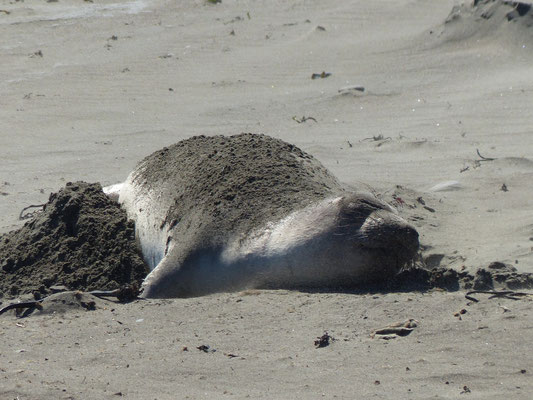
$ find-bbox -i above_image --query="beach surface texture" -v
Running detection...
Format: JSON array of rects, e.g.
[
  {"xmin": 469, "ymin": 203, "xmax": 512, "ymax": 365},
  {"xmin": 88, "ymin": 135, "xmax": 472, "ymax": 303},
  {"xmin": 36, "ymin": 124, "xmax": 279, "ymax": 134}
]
[{"xmin": 1, "ymin": 0, "xmax": 532, "ymax": 399}]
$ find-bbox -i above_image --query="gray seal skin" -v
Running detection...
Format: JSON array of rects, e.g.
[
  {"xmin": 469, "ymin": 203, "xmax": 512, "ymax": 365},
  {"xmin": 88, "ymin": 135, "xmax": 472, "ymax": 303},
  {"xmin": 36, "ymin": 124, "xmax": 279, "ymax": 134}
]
[{"xmin": 112, "ymin": 133, "xmax": 419, "ymax": 298}]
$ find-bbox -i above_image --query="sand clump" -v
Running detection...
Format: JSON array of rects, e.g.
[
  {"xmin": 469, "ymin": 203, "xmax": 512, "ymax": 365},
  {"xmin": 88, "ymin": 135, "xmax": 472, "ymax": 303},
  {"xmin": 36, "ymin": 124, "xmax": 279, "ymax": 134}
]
[
  {"xmin": 421, "ymin": 0, "xmax": 533, "ymax": 48},
  {"xmin": 0, "ymin": 182, "xmax": 149, "ymax": 299}
]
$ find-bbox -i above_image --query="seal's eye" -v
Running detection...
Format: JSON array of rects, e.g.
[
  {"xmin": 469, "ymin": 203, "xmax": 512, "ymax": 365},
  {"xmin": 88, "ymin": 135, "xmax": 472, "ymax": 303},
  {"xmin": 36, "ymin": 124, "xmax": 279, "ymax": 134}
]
[
  {"xmin": 347, "ymin": 198, "xmax": 383, "ymax": 212},
  {"xmin": 358, "ymin": 199, "xmax": 383, "ymax": 210},
  {"xmin": 338, "ymin": 195, "xmax": 389, "ymax": 226},
  {"xmin": 341, "ymin": 201, "xmax": 373, "ymax": 220}
]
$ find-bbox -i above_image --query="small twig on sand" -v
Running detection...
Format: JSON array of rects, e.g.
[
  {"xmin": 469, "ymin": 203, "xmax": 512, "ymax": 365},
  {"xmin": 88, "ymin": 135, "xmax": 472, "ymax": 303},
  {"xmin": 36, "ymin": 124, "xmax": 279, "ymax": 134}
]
[
  {"xmin": 19, "ymin": 203, "xmax": 46, "ymax": 220},
  {"xmin": 362, "ymin": 134, "xmax": 391, "ymax": 142},
  {"xmin": 292, "ymin": 116, "xmax": 317, "ymax": 124},
  {"xmin": 476, "ymin": 149, "xmax": 496, "ymax": 162},
  {"xmin": 465, "ymin": 290, "xmax": 531, "ymax": 303},
  {"xmin": 311, "ymin": 71, "xmax": 331, "ymax": 79}
]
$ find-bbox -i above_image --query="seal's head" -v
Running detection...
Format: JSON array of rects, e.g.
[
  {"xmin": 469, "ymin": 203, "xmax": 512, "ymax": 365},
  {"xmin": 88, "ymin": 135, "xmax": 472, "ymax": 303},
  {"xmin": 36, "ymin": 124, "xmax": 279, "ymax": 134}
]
[{"xmin": 197, "ymin": 190, "xmax": 421, "ymax": 293}]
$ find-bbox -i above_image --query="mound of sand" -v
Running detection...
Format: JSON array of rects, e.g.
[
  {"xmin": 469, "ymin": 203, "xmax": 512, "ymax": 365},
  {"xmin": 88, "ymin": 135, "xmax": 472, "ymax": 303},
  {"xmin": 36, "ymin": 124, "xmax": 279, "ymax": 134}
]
[
  {"xmin": 430, "ymin": 0, "xmax": 533, "ymax": 44},
  {"xmin": 0, "ymin": 182, "xmax": 149, "ymax": 299}
]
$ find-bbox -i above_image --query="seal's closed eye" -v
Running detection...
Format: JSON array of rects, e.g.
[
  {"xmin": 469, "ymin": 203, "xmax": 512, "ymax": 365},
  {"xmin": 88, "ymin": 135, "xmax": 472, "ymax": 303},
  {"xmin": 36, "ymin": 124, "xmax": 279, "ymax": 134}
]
[{"xmin": 338, "ymin": 193, "xmax": 393, "ymax": 222}]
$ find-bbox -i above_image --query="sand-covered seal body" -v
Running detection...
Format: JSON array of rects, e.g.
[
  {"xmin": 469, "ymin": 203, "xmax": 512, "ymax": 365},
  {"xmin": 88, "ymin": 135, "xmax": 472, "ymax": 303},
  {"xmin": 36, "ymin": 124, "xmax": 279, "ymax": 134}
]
[{"xmin": 116, "ymin": 133, "xmax": 419, "ymax": 298}]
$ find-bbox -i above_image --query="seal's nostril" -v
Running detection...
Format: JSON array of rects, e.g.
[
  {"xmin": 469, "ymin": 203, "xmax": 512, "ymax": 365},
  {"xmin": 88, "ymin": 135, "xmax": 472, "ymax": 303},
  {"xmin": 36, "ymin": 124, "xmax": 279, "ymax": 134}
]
[{"xmin": 408, "ymin": 226, "xmax": 419, "ymax": 239}]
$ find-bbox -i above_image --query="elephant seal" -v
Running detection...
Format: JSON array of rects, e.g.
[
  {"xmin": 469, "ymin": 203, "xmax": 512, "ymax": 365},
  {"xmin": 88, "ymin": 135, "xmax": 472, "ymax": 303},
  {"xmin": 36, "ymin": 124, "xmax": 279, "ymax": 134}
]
[{"xmin": 108, "ymin": 133, "xmax": 419, "ymax": 298}]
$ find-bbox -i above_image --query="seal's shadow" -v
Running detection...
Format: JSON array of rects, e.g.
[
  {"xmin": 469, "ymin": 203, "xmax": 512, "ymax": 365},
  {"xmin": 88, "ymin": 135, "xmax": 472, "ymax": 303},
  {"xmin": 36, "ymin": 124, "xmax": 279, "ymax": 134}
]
[{"xmin": 287, "ymin": 264, "xmax": 462, "ymax": 296}]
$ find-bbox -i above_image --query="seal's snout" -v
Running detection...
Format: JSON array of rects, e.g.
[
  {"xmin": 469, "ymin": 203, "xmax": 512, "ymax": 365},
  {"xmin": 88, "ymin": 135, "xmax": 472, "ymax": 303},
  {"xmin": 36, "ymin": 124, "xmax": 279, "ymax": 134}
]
[
  {"xmin": 380, "ymin": 216, "xmax": 419, "ymax": 253},
  {"xmin": 397, "ymin": 224, "xmax": 419, "ymax": 253},
  {"xmin": 359, "ymin": 209, "xmax": 419, "ymax": 260}
]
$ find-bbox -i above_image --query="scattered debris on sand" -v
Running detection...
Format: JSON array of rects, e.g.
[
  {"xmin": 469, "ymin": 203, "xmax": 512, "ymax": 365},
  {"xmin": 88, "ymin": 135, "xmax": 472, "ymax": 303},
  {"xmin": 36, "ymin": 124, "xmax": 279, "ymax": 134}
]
[
  {"xmin": 314, "ymin": 331, "xmax": 335, "ymax": 348},
  {"xmin": 372, "ymin": 319, "xmax": 418, "ymax": 339},
  {"xmin": 311, "ymin": 71, "xmax": 331, "ymax": 79}
]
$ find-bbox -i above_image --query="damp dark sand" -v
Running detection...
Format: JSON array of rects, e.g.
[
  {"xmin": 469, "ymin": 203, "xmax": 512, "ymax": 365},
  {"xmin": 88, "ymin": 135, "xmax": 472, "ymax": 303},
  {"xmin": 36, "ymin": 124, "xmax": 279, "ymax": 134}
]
[{"xmin": 0, "ymin": 182, "xmax": 148, "ymax": 298}]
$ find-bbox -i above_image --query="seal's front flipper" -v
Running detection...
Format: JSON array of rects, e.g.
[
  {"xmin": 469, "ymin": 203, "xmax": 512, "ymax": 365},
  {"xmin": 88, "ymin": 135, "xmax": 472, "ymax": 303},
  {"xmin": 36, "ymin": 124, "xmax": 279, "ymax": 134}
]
[{"xmin": 103, "ymin": 182, "xmax": 124, "ymax": 202}]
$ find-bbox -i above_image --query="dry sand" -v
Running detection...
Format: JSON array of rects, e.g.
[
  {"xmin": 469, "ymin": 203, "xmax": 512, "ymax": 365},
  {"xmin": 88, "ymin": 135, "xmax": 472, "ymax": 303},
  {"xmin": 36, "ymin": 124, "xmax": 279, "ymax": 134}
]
[
  {"xmin": 1, "ymin": 290, "xmax": 532, "ymax": 399},
  {"xmin": 1, "ymin": 0, "xmax": 533, "ymax": 399}
]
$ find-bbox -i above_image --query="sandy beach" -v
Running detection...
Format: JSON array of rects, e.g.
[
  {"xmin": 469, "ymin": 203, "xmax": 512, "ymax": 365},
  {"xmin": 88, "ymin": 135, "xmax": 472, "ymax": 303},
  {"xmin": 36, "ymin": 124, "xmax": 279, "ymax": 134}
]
[{"xmin": 1, "ymin": 0, "xmax": 533, "ymax": 398}]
